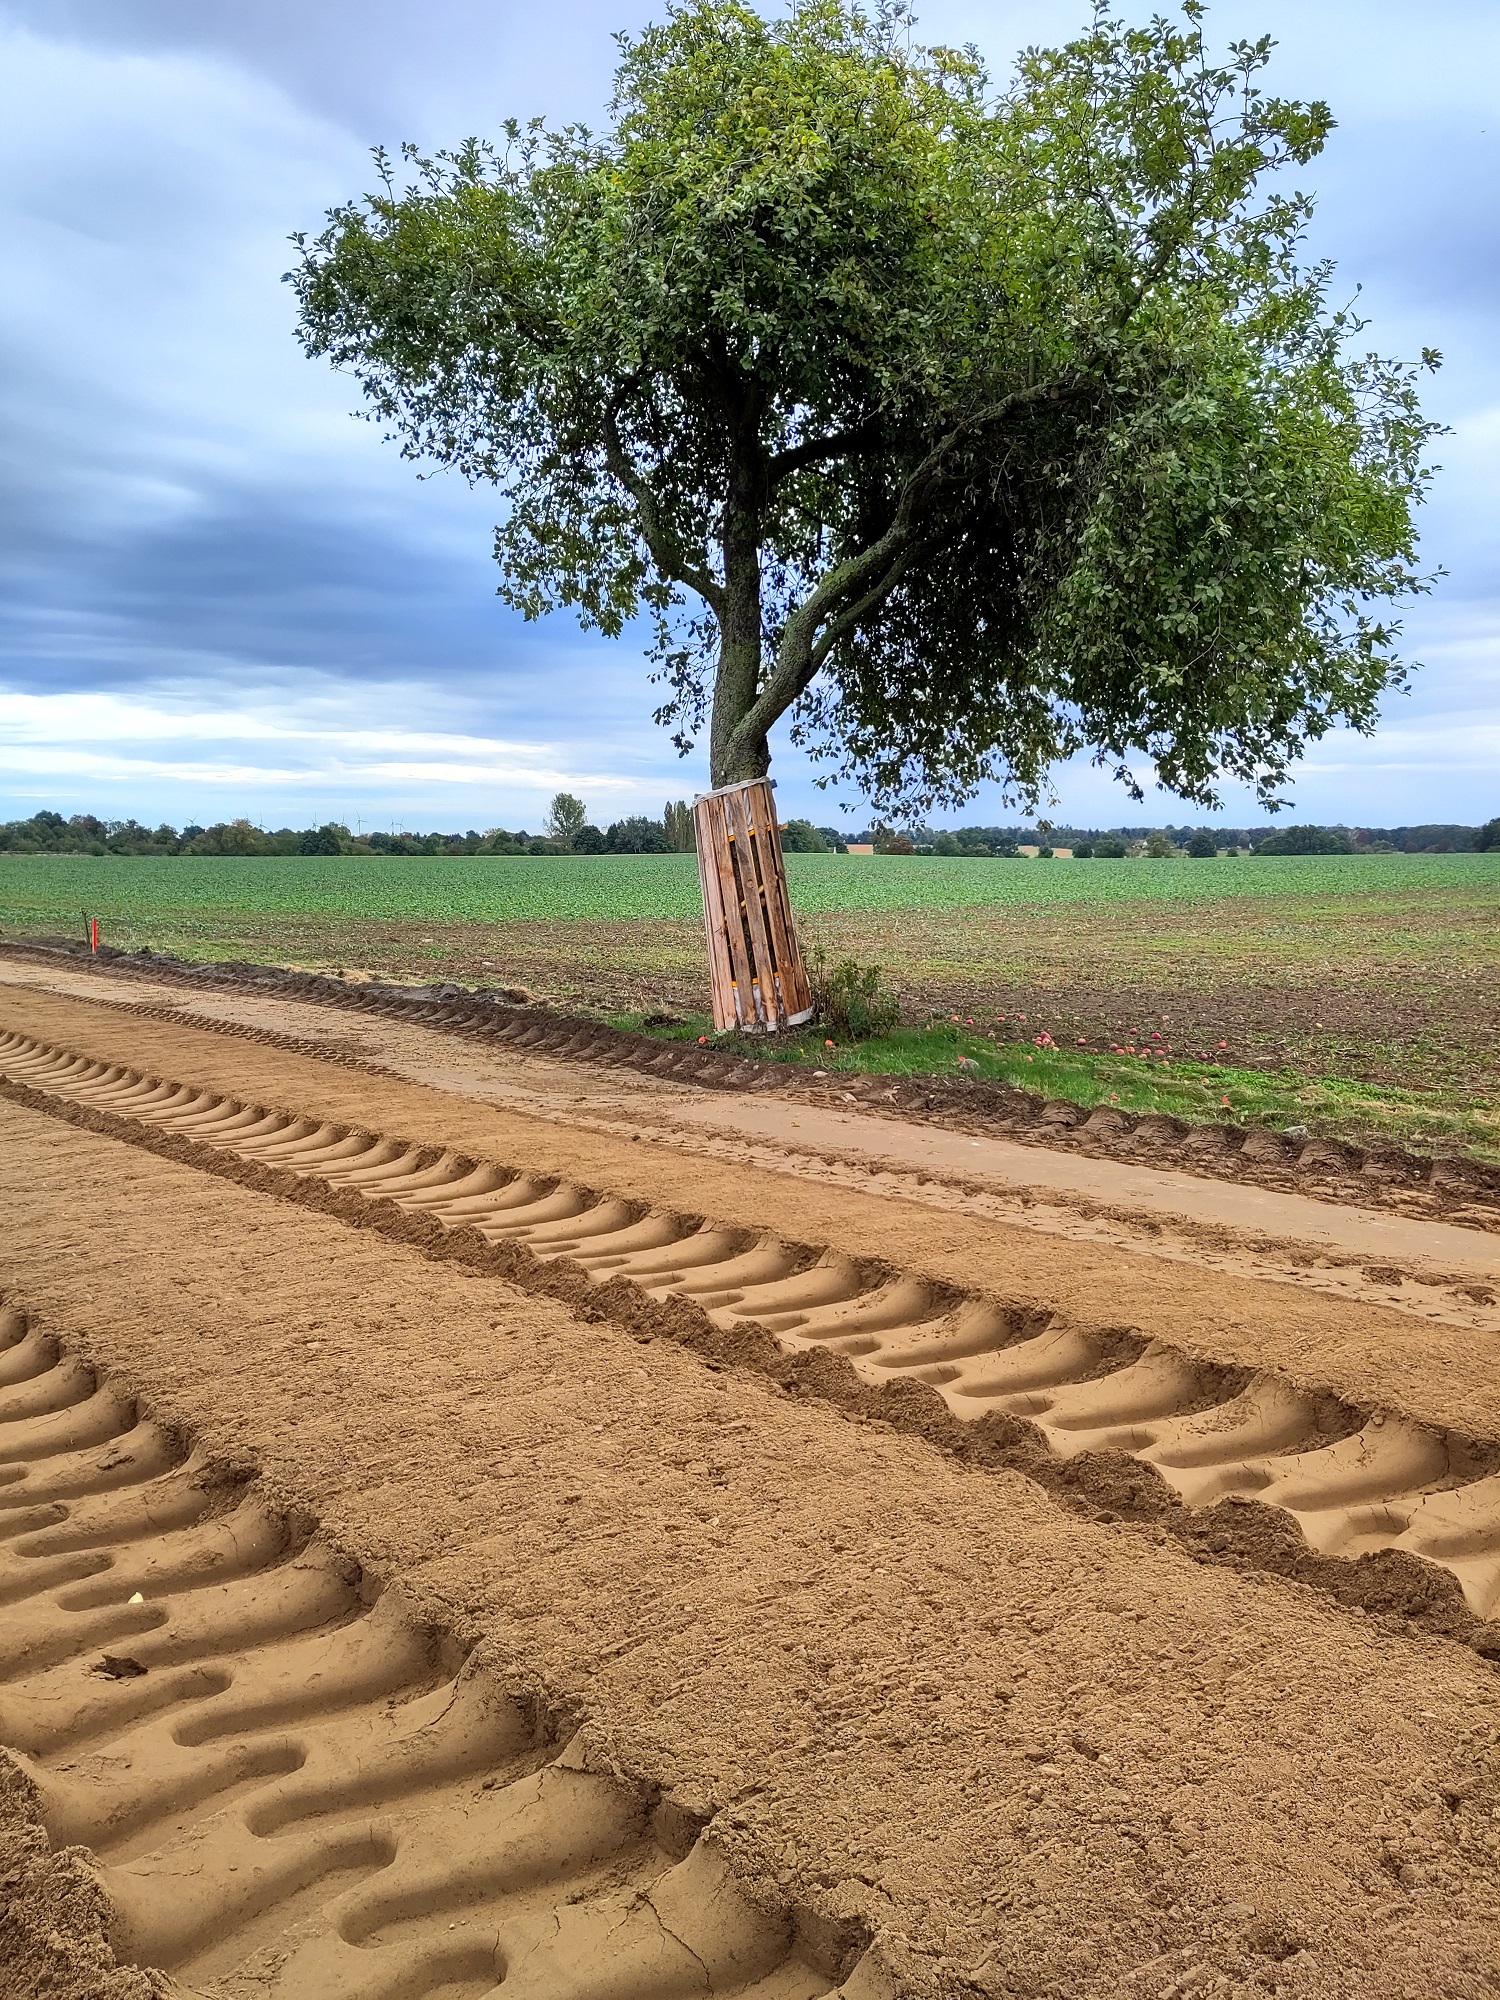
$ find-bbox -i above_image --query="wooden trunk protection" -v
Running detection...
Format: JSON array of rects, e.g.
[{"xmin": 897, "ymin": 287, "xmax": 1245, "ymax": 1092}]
[{"xmin": 693, "ymin": 779, "xmax": 814, "ymax": 1034}]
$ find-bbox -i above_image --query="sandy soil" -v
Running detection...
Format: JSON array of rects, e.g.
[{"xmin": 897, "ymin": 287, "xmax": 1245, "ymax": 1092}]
[
  {"xmin": 1, "ymin": 977, "xmax": 1499, "ymax": 1435},
  {"xmin": 7, "ymin": 1003, "xmax": 1500, "ymax": 1643},
  {"xmin": 2, "ymin": 958, "xmax": 1497, "ymax": 1346},
  {"xmin": 6, "ymin": 981, "xmax": 1500, "ymax": 1996},
  {"xmin": 5, "ymin": 1093, "xmax": 1500, "ymax": 2000}
]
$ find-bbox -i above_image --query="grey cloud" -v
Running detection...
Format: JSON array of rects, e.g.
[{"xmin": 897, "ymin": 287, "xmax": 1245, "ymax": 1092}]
[
  {"xmin": 0, "ymin": 0, "xmax": 1496, "ymax": 829},
  {"xmin": 0, "ymin": 0, "xmax": 634, "ymax": 138}
]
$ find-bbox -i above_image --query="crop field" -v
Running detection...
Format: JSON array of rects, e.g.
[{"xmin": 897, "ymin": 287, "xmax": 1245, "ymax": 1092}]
[
  {"xmin": 2, "ymin": 847, "xmax": 1496, "ymax": 928},
  {"xmin": 3, "ymin": 849, "xmax": 1497, "ymax": 1156}
]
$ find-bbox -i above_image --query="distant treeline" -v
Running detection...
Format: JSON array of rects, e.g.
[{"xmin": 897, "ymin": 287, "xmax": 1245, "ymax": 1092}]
[
  {"xmin": 856, "ymin": 820, "xmax": 1500, "ymax": 857},
  {"xmin": 1, "ymin": 808, "xmax": 1495, "ymax": 859},
  {"xmin": 0, "ymin": 808, "xmax": 701, "ymax": 858}
]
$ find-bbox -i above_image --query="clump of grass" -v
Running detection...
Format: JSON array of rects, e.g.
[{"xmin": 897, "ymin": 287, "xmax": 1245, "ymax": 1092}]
[{"xmin": 808, "ymin": 951, "xmax": 900, "ymax": 1040}]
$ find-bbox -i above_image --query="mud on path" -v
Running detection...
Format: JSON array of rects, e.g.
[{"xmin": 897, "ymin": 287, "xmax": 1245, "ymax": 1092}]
[{"xmin": 5, "ymin": 1100, "xmax": 1500, "ymax": 1999}]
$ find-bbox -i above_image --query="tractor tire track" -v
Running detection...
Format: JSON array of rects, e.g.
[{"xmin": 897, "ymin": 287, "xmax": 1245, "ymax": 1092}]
[
  {"xmin": 4, "ymin": 1029, "xmax": 1499, "ymax": 1662},
  {"xmin": 0, "ymin": 1303, "xmax": 870, "ymax": 2000},
  {"xmin": 7, "ymin": 940, "xmax": 1498, "ymax": 1233}
]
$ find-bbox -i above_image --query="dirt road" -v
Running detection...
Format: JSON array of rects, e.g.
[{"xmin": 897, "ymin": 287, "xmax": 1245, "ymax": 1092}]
[
  {"xmin": 3, "ymin": 968, "xmax": 1500, "ymax": 2000},
  {"xmin": 3, "ymin": 954, "xmax": 1497, "ymax": 1337}
]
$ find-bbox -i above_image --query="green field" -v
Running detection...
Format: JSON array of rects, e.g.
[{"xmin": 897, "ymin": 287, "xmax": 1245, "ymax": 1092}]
[
  {"xmin": 3, "ymin": 851, "xmax": 1497, "ymax": 1158},
  {"xmin": 1, "ymin": 849, "xmax": 1495, "ymax": 931}
]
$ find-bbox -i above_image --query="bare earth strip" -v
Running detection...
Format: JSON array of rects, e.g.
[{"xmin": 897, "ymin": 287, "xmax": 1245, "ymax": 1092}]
[
  {"xmin": 9, "ymin": 1015, "xmax": 1500, "ymax": 1644},
  {"xmin": 3, "ymin": 1093, "xmax": 1500, "ymax": 2000},
  {"xmin": 1, "ymin": 972, "xmax": 1499, "ymax": 1421},
  {"xmin": 0, "ymin": 1310, "xmax": 844, "ymax": 2000},
  {"xmin": 1, "ymin": 957, "xmax": 1498, "ymax": 1344}
]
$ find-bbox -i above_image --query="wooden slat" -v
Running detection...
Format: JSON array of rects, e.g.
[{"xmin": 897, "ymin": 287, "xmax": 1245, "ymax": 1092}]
[
  {"xmin": 693, "ymin": 795, "xmax": 738, "ymax": 1032},
  {"xmin": 745, "ymin": 783, "xmax": 799, "ymax": 1015},
  {"xmin": 699, "ymin": 802, "xmax": 739, "ymax": 1030},
  {"xmin": 765, "ymin": 867, "xmax": 811, "ymax": 1017},
  {"xmin": 704, "ymin": 797, "xmax": 757, "ymax": 1028},
  {"xmin": 720, "ymin": 807, "xmax": 761, "ymax": 1030},
  {"xmin": 742, "ymin": 783, "xmax": 790, "ymax": 1021},
  {"xmin": 693, "ymin": 777, "xmax": 814, "ymax": 1034},
  {"xmin": 747, "ymin": 780, "xmax": 813, "ymax": 1021},
  {"xmin": 725, "ymin": 785, "xmax": 779, "ymax": 1027}
]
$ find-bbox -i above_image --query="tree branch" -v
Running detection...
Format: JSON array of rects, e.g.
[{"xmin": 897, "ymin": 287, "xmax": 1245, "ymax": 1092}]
[
  {"xmin": 722, "ymin": 373, "xmax": 1085, "ymax": 767},
  {"xmin": 766, "ymin": 421, "xmax": 880, "ymax": 488},
  {"xmin": 602, "ymin": 409, "xmax": 726, "ymax": 619},
  {"xmin": 807, "ymin": 540, "xmax": 930, "ymax": 677}
]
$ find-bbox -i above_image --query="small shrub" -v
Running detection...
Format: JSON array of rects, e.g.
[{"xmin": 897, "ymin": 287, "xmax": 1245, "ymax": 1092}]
[{"xmin": 810, "ymin": 952, "xmax": 900, "ymax": 1040}]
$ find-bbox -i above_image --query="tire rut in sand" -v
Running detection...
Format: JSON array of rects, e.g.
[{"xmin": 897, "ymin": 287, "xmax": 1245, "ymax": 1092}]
[
  {"xmin": 8, "ymin": 938, "xmax": 1498, "ymax": 1231},
  {"xmin": 5, "ymin": 1029, "xmax": 1500, "ymax": 1654},
  {"xmin": 0, "ymin": 1304, "xmax": 869, "ymax": 2000}
]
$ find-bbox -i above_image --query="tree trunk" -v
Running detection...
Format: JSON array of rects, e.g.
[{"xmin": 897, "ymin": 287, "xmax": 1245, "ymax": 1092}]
[
  {"xmin": 697, "ymin": 474, "xmax": 811, "ymax": 1032},
  {"xmin": 708, "ymin": 486, "xmax": 767, "ymax": 787}
]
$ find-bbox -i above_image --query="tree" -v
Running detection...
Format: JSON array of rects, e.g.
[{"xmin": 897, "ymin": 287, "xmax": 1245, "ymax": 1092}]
[
  {"xmin": 197, "ymin": 817, "xmax": 273, "ymax": 856},
  {"xmin": 1253, "ymin": 823, "xmax": 1352, "ymax": 855},
  {"xmin": 779, "ymin": 818, "xmax": 829, "ymax": 852},
  {"xmin": 293, "ymin": 0, "xmax": 1438, "ymax": 820},
  {"xmin": 663, "ymin": 799, "xmax": 697, "ymax": 851},
  {"xmin": 606, "ymin": 814, "xmax": 672, "ymax": 852},
  {"xmin": 1474, "ymin": 817, "xmax": 1500, "ymax": 852},
  {"xmin": 544, "ymin": 791, "xmax": 589, "ymax": 849},
  {"xmin": 1186, "ymin": 829, "xmax": 1219, "ymax": 857}
]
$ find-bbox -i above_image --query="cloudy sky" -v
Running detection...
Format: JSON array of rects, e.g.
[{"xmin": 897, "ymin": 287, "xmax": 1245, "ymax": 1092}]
[{"xmin": 1, "ymin": 0, "xmax": 1496, "ymax": 834}]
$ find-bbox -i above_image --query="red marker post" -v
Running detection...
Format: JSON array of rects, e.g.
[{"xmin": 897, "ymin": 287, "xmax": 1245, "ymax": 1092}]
[{"xmin": 89, "ymin": 916, "xmax": 98, "ymax": 954}]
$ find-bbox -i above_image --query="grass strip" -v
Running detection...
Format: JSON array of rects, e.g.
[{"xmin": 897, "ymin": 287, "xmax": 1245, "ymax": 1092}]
[{"xmin": 611, "ymin": 1011, "xmax": 1500, "ymax": 1162}]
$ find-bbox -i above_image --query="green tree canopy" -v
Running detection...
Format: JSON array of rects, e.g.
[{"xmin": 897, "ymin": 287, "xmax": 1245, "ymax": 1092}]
[
  {"xmin": 292, "ymin": 0, "xmax": 1439, "ymax": 816},
  {"xmin": 663, "ymin": 798, "xmax": 697, "ymax": 850},
  {"xmin": 778, "ymin": 817, "xmax": 830, "ymax": 851},
  {"xmin": 544, "ymin": 791, "xmax": 590, "ymax": 847},
  {"xmin": 1253, "ymin": 822, "xmax": 1352, "ymax": 855}
]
